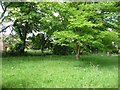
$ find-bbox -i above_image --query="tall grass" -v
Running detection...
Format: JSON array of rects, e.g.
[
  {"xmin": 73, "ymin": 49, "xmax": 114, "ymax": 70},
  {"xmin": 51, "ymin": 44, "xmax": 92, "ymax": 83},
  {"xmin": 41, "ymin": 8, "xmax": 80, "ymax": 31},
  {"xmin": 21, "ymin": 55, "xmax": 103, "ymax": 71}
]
[{"xmin": 2, "ymin": 55, "xmax": 118, "ymax": 88}]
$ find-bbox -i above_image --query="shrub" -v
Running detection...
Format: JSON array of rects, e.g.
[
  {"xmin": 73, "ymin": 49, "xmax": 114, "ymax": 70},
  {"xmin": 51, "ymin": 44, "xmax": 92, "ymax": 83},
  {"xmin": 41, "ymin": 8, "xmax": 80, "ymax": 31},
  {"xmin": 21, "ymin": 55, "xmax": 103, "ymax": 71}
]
[{"xmin": 52, "ymin": 44, "xmax": 73, "ymax": 55}]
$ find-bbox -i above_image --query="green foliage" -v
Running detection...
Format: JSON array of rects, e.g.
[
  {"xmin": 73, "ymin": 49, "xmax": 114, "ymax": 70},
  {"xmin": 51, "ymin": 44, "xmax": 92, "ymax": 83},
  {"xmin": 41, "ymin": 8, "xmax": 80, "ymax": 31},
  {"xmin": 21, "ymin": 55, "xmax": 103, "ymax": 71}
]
[
  {"xmin": 98, "ymin": 31, "xmax": 118, "ymax": 51},
  {"xmin": 51, "ymin": 2, "xmax": 119, "ymax": 55},
  {"xmin": 1, "ymin": 2, "xmax": 119, "ymax": 55},
  {"xmin": 8, "ymin": 42, "xmax": 25, "ymax": 55},
  {"xmin": 53, "ymin": 44, "xmax": 72, "ymax": 55},
  {"xmin": 52, "ymin": 31, "xmax": 79, "ymax": 47},
  {"xmin": 99, "ymin": 31, "xmax": 118, "ymax": 45},
  {"xmin": 2, "ymin": 35, "xmax": 22, "ymax": 52}
]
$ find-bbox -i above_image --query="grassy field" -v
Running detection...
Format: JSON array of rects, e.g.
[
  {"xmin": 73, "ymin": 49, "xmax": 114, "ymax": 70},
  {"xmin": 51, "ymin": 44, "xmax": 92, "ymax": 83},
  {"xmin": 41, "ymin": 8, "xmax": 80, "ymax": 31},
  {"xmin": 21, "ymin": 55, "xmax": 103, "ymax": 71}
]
[{"xmin": 2, "ymin": 55, "xmax": 118, "ymax": 88}]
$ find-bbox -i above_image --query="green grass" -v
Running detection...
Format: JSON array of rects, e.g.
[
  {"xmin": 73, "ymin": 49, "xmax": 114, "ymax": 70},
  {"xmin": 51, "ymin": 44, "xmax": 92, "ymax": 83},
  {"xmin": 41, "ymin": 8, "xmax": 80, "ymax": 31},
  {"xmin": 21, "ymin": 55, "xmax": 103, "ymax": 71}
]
[{"xmin": 2, "ymin": 55, "xmax": 118, "ymax": 88}]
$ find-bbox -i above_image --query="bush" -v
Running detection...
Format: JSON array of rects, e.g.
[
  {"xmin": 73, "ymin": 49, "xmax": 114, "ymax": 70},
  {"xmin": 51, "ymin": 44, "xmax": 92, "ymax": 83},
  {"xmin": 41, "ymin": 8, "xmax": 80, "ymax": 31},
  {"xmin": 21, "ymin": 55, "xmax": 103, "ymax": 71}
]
[
  {"xmin": 52, "ymin": 44, "xmax": 73, "ymax": 55},
  {"xmin": 7, "ymin": 42, "xmax": 25, "ymax": 56},
  {"xmin": 111, "ymin": 49, "xmax": 118, "ymax": 54}
]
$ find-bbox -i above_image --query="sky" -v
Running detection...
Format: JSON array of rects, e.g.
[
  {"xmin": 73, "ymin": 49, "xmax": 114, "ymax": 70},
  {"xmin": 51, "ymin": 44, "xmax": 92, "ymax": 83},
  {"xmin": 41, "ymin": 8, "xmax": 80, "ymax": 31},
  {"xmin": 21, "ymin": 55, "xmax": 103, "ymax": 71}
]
[{"xmin": 0, "ymin": 4, "xmax": 13, "ymax": 36}]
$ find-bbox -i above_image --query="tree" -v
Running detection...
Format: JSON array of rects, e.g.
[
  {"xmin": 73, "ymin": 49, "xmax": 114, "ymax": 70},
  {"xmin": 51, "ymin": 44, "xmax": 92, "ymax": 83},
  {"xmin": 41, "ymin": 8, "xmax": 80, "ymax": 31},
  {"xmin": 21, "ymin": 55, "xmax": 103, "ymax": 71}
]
[
  {"xmin": 1, "ymin": 2, "xmax": 119, "ymax": 57},
  {"xmin": 98, "ymin": 31, "xmax": 118, "ymax": 52},
  {"xmin": 52, "ymin": 2, "xmax": 119, "ymax": 60},
  {"xmin": 30, "ymin": 33, "xmax": 46, "ymax": 53},
  {"xmin": 2, "ymin": 2, "xmax": 67, "ymax": 54},
  {"xmin": 52, "ymin": 30, "xmax": 94, "ymax": 60},
  {"xmin": 2, "ymin": 2, "xmax": 47, "ymax": 54}
]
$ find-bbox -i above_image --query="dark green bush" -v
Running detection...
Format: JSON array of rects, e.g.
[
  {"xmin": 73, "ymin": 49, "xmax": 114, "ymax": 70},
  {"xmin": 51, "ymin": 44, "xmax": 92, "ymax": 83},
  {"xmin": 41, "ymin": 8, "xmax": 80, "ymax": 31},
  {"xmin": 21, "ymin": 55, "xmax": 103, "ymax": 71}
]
[
  {"xmin": 52, "ymin": 44, "xmax": 73, "ymax": 55},
  {"xmin": 7, "ymin": 42, "xmax": 25, "ymax": 56}
]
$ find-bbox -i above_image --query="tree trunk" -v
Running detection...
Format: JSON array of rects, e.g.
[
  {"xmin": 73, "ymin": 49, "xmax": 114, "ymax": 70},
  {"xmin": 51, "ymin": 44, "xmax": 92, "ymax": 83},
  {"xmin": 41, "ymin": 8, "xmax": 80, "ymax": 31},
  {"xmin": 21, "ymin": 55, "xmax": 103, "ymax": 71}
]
[
  {"xmin": 75, "ymin": 44, "xmax": 80, "ymax": 60},
  {"xmin": 14, "ymin": 21, "xmax": 29, "ymax": 55},
  {"xmin": 21, "ymin": 26, "xmax": 27, "ymax": 54},
  {"xmin": 21, "ymin": 22, "xmax": 30, "ymax": 54},
  {"xmin": 18, "ymin": 26, "xmax": 27, "ymax": 54},
  {"xmin": 21, "ymin": 38, "xmax": 26, "ymax": 54},
  {"xmin": 40, "ymin": 33, "xmax": 45, "ymax": 55},
  {"xmin": 41, "ymin": 45, "xmax": 44, "ymax": 55}
]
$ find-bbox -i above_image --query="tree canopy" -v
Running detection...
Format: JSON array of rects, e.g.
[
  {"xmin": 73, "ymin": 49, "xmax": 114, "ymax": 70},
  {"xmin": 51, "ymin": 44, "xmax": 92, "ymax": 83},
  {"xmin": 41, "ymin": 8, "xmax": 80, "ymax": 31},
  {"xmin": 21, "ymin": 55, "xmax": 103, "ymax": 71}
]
[{"xmin": 0, "ymin": 2, "xmax": 119, "ymax": 59}]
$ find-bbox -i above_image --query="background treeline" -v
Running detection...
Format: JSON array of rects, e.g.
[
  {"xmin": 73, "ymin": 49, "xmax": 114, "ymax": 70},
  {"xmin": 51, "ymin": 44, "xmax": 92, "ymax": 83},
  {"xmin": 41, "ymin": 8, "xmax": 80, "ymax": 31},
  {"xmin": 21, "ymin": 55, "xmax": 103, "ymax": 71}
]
[{"xmin": 0, "ymin": 2, "xmax": 119, "ymax": 59}]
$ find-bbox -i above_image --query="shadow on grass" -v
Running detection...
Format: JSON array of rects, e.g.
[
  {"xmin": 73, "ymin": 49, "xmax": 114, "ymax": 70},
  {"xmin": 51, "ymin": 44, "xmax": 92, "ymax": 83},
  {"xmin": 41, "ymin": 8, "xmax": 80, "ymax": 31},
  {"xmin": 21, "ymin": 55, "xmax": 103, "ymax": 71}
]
[
  {"xmin": 2, "ymin": 52, "xmax": 118, "ymax": 68},
  {"xmin": 2, "ymin": 51, "xmax": 52, "ymax": 57},
  {"xmin": 78, "ymin": 55, "xmax": 118, "ymax": 68},
  {"xmin": 2, "ymin": 78, "xmax": 30, "ymax": 88}
]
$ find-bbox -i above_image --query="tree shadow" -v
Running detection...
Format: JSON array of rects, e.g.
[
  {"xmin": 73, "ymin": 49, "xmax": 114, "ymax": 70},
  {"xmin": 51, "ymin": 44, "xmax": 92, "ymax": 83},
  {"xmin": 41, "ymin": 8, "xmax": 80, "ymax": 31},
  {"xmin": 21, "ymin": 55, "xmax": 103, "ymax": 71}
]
[
  {"xmin": 78, "ymin": 55, "xmax": 118, "ymax": 68},
  {"xmin": 2, "ymin": 78, "xmax": 30, "ymax": 88}
]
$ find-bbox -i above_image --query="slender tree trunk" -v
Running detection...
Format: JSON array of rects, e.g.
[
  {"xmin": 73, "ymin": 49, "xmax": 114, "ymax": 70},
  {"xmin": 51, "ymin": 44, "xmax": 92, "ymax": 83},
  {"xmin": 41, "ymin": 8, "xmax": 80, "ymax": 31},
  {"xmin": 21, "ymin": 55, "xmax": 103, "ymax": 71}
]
[
  {"xmin": 75, "ymin": 44, "xmax": 80, "ymax": 60},
  {"xmin": 21, "ymin": 26, "xmax": 27, "ymax": 54},
  {"xmin": 21, "ymin": 38, "xmax": 26, "ymax": 54},
  {"xmin": 41, "ymin": 44, "xmax": 44, "ymax": 54},
  {"xmin": 41, "ymin": 33, "xmax": 45, "ymax": 55}
]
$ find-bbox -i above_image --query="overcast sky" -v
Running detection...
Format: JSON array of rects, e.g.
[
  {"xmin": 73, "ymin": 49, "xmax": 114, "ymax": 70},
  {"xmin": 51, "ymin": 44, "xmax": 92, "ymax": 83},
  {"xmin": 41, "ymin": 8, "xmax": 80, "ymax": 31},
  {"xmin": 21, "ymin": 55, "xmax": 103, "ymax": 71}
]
[{"xmin": 0, "ymin": 4, "xmax": 13, "ymax": 36}]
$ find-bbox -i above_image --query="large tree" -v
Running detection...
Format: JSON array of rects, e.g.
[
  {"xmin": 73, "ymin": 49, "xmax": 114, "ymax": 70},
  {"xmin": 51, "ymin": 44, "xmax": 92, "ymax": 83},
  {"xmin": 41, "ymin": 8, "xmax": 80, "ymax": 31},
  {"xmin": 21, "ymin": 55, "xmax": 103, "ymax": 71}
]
[
  {"xmin": 1, "ymin": 2, "xmax": 50, "ymax": 53},
  {"xmin": 0, "ymin": 2, "xmax": 119, "ymax": 57},
  {"xmin": 52, "ymin": 2, "xmax": 119, "ymax": 60}
]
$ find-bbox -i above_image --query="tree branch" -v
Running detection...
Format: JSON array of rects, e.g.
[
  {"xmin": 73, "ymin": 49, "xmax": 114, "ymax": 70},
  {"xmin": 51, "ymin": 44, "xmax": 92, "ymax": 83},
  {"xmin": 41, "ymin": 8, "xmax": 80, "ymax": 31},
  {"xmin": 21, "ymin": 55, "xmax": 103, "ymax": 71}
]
[
  {"xmin": 0, "ymin": 1, "xmax": 5, "ymax": 10},
  {"xmin": 0, "ymin": 24, "xmax": 12, "ymax": 32},
  {"xmin": 0, "ymin": 2, "xmax": 12, "ymax": 20}
]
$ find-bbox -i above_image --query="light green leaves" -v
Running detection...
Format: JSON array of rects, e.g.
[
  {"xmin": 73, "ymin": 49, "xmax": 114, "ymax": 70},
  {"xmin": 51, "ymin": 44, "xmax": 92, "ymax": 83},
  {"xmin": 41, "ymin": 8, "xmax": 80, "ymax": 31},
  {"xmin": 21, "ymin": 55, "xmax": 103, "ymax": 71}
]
[
  {"xmin": 52, "ymin": 31, "xmax": 79, "ymax": 47},
  {"xmin": 52, "ymin": 30, "xmax": 94, "ymax": 48}
]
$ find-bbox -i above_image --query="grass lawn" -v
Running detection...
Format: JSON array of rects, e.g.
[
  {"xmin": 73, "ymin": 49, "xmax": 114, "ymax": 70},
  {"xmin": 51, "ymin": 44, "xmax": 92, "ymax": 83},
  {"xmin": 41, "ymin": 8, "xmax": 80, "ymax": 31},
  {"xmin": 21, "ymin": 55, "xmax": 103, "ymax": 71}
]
[{"xmin": 2, "ymin": 55, "xmax": 118, "ymax": 88}]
